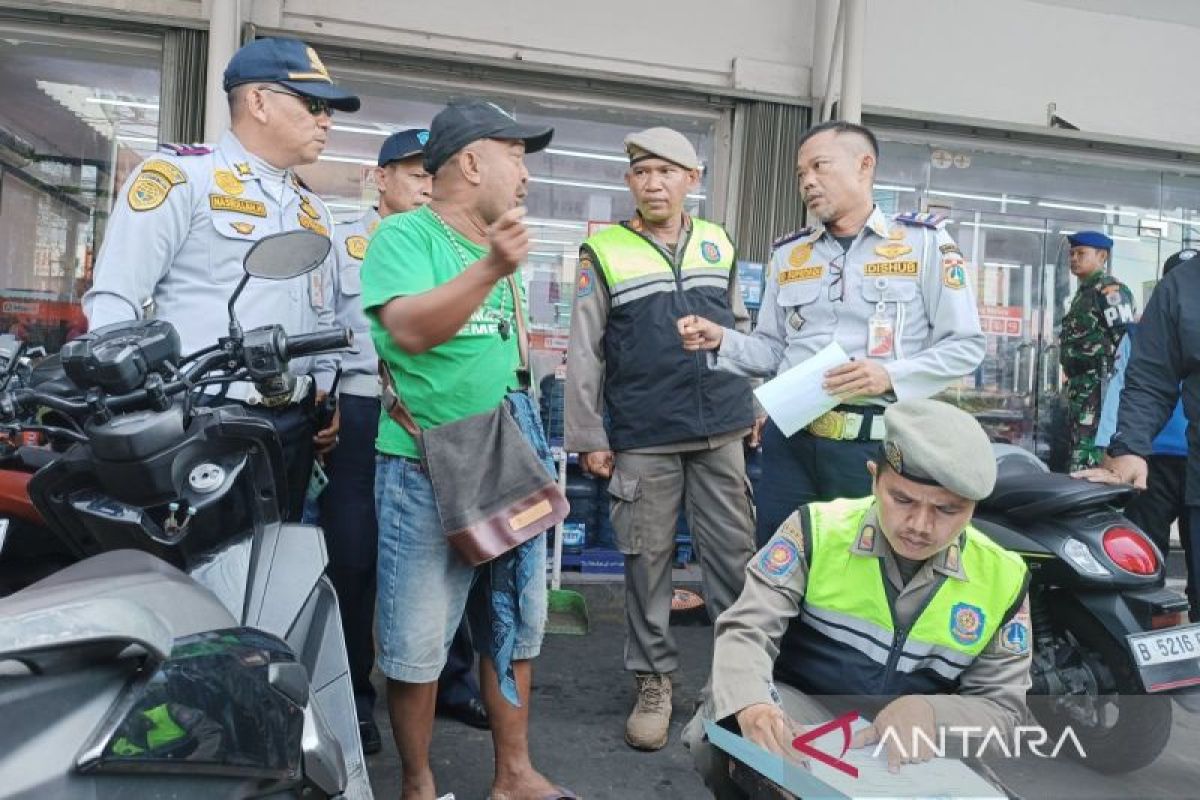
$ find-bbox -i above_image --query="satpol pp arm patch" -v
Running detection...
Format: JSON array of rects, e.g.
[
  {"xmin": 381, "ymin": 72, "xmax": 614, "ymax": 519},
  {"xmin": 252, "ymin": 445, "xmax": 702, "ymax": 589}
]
[
  {"xmin": 576, "ymin": 256, "xmax": 595, "ymax": 298},
  {"xmin": 754, "ymin": 514, "xmax": 806, "ymax": 584}
]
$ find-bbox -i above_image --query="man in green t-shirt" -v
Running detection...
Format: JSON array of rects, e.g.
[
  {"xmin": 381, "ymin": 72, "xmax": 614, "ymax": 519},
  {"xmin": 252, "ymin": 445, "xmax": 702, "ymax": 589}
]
[{"xmin": 361, "ymin": 99, "xmax": 573, "ymax": 800}]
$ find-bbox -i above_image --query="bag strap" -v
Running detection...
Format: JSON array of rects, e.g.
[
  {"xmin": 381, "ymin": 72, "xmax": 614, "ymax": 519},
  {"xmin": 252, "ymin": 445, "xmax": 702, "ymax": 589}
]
[
  {"xmin": 379, "ymin": 360, "xmax": 422, "ymax": 437},
  {"xmin": 380, "ymin": 274, "xmax": 529, "ymax": 435},
  {"xmin": 506, "ymin": 274, "xmax": 529, "ymax": 374}
]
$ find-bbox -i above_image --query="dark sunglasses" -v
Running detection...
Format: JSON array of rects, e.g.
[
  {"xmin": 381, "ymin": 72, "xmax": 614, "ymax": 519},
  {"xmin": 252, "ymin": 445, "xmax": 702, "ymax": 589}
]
[{"xmin": 258, "ymin": 85, "xmax": 333, "ymax": 117}]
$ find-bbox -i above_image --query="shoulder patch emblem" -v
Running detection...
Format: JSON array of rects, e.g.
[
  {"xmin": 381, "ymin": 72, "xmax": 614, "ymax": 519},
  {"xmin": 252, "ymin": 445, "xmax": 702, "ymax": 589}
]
[
  {"xmin": 700, "ymin": 240, "xmax": 721, "ymax": 264},
  {"xmin": 210, "ymin": 194, "xmax": 267, "ymax": 217},
  {"xmin": 141, "ymin": 159, "xmax": 187, "ymax": 186},
  {"xmin": 759, "ymin": 537, "xmax": 801, "ymax": 580},
  {"xmin": 345, "ymin": 235, "xmax": 368, "ymax": 260},
  {"xmin": 950, "ymin": 602, "xmax": 986, "ymax": 646},
  {"xmin": 214, "ymin": 169, "xmax": 244, "ymax": 196},
  {"xmin": 1000, "ymin": 618, "xmax": 1030, "ymax": 654},
  {"xmin": 229, "ymin": 221, "xmax": 255, "ymax": 235},
  {"xmin": 128, "ymin": 171, "xmax": 172, "ymax": 212},
  {"xmin": 298, "ymin": 212, "xmax": 329, "ymax": 236},
  {"xmin": 576, "ymin": 256, "xmax": 595, "ymax": 298},
  {"xmin": 942, "ymin": 255, "xmax": 967, "ymax": 290},
  {"xmin": 787, "ymin": 243, "xmax": 813, "ymax": 268}
]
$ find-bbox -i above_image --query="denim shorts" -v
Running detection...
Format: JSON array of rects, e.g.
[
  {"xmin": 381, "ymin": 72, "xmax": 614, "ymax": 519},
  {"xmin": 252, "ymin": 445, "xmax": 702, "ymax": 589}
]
[{"xmin": 374, "ymin": 396, "xmax": 550, "ymax": 683}]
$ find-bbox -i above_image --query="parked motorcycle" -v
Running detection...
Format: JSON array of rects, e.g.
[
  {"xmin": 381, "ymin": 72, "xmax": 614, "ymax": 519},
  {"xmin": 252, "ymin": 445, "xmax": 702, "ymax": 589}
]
[
  {"xmin": 977, "ymin": 444, "xmax": 1199, "ymax": 773},
  {"xmin": 0, "ymin": 230, "xmax": 370, "ymax": 798},
  {"xmin": 0, "ymin": 335, "xmax": 84, "ymax": 595}
]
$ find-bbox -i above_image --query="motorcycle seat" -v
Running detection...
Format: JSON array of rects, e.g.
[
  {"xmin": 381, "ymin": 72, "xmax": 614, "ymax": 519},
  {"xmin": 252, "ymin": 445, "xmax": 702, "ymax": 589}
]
[
  {"xmin": 0, "ymin": 549, "xmax": 236, "ymax": 639},
  {"xmin": 979, "ymin": 469, "xmax": 1134, "ymax": 523}
]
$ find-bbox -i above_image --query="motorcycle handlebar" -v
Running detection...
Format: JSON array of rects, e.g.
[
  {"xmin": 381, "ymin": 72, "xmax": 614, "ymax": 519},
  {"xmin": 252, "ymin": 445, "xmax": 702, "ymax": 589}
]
[
  {"xmin": 0, "ymin": 325, "xmax": 350, "ymax": 423},
  {"xmin": 284, "ymin": 327, "xmax": 353, "ymax": 359}
]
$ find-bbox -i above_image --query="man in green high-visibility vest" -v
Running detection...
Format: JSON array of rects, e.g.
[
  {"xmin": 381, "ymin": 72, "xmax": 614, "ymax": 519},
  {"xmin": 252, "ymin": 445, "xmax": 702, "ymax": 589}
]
[
  {"xmin": 683, "ymin": 399, "xmax": 1032, "ymax": 797},
  {"xmin": 565, "ymin": 127, "xmax": 758, "ymax": 751}
]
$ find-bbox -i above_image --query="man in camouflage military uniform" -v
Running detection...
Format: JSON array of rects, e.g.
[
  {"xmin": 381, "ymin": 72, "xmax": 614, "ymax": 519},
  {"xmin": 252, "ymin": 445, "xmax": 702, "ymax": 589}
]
[{"xmin": 1059, "ymin": 231, "xmax": 1134, "ymax": 471}]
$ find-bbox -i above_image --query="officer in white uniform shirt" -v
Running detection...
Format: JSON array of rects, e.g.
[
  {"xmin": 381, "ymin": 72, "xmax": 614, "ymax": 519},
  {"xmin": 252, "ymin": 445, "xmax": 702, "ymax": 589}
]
[
  {"xmin": 680, "ymin": 121, "xmax": 985, "ymax": 547},
  {"xmin": 83, "ymin": 36, "xmax": 361, "ymax": 521}
]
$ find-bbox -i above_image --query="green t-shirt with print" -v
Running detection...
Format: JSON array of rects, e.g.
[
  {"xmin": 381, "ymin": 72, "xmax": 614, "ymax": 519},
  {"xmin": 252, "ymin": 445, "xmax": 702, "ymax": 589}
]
[{"xmin": 361, "ymin": 205, "xmax": 523, "ymax": 458}]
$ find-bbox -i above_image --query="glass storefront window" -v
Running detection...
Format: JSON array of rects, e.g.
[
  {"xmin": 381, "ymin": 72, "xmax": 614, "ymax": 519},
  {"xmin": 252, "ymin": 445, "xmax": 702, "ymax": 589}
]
[
  {"xmin": 296, "ymin": 64, "xmax": 725, "ymax": 395},
  {"xmin": 872, "ymin": 133, "xmax": 1200, "ymax": 461},
  {"xmin": 0, "ymin": 22, "xmax": 162, "ymax": 352}
]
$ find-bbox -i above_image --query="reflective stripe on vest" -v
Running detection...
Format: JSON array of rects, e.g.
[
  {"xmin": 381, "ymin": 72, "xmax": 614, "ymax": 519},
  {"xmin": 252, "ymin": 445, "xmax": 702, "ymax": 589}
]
[
  {"xmin": 587, "ymin": 220, "xmax": 734, "ymax": 307},
  {"xmin": 801, "ymin": 497, "xmax": 1026, "ymax": 685}
]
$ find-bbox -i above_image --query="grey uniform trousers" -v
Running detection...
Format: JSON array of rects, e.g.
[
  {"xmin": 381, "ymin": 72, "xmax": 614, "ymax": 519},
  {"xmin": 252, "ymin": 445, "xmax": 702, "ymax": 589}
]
[{"xmin": 608, "ymin": 439, "xmax": 756, "ymax": 674}]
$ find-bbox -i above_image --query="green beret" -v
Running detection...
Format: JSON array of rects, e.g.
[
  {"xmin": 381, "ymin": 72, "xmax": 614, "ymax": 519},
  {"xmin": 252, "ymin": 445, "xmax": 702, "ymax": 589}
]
[{"xmin": 880, "ymin": 399, "xmax": 996, "ymax": 501}]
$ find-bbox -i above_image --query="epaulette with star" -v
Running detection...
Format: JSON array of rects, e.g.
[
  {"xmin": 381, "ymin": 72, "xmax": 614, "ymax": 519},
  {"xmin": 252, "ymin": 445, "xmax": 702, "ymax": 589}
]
[
  {"xmin": 159, "ymin": 143, "xmax": 213, "ymax": 157},
  {"xmin": 771, "ymin": 226, "xmax": 815, "ymax": 249},
  {"xmin": 894, "ymin": 211, "xmax": 947, "ymax": 229}
]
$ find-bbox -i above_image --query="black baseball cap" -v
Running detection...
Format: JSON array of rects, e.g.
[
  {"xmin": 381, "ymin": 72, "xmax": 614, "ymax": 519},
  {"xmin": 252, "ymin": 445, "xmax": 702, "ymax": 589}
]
[
  {"xmin": 223, "ymin": 37, "xmax": 360, "ymax": 113},
  {"xmin": 378, "ymin": 129, "xmax": 429, "ymax": 167},
  {"xmin": 1164, "ymin": 248, "xmax": 1200, "ymax": 274},
  {"xmin": 423, "ymin": 99, "xmax": 553, "ymax": 174}
]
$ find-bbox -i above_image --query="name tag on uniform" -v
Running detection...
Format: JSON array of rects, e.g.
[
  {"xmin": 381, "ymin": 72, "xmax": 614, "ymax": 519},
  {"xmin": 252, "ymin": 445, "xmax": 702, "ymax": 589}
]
[
  {"xmin": 864, "ymin": 261, "xmax": 918, "ymax": 277},
  {"xmin": 778, "ymin": 265, "xmax": 823, "ymax": 284},
  {"xmin": 210, "ymin": 194, "xmax": 267, "ymax": 217}
]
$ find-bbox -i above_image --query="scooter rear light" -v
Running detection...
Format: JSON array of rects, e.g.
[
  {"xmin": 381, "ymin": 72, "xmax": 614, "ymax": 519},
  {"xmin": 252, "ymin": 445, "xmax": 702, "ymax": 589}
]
[
  {"xmin": 1153, "ymin": 611, "xmax": 1185, "ymax": 630},
  {"xmin": 1102, "ymin": 526, "xmax": 1158, "ymax": 575}
]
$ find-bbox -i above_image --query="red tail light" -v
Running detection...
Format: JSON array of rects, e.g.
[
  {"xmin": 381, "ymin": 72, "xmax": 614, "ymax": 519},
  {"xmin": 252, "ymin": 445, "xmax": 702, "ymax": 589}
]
[{"xmin": 1102, "ymin": 527, "xmax": 1159, "ymax": 575}]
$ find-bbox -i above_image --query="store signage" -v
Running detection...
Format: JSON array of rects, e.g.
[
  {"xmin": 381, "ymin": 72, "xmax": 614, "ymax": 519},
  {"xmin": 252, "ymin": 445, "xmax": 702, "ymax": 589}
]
[{"xmin": 978, "ymin": 305, "xmax": 1023, "ymax": 337}]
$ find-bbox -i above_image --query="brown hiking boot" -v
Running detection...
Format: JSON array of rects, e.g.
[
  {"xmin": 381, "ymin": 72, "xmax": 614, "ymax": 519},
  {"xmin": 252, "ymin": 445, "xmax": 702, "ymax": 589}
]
[{"xmin": 625, "ymin": 672, "xmax": 672, "ymax": 750}]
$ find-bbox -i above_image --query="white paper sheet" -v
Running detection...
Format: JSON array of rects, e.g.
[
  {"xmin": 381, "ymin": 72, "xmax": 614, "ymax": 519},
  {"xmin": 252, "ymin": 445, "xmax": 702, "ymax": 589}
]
[
  {"xmin": 804, "ymin": 718, "xmax": 1006, "ymax": 800},
  {"xmin": 704, "ymin": 717, "xmax": 1006, "ymax": 800},
  {"xmin": 753, "ymin": 342, "xmax": 851, "ymax": 437}
]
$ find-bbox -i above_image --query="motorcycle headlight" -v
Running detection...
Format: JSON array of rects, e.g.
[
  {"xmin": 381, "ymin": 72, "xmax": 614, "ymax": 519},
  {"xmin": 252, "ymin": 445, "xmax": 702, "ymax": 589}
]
[{"xmin": 1062, "ymin": 538, "xmax": 1111, "ymax": 577}]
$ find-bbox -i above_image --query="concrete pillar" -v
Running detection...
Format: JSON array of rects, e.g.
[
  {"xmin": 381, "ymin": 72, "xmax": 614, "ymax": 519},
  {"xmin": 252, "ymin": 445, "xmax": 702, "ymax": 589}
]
[
  {"xmin": 811, "ymin": 0, "xmax": 840, "ymax": 101},
  {"xmin": 204, "ymin": 0, "xmax": 241, "ymax": 142},
  {"xmin": 840, "ymin": 0, "xmax": 866, "ymax": 123}
]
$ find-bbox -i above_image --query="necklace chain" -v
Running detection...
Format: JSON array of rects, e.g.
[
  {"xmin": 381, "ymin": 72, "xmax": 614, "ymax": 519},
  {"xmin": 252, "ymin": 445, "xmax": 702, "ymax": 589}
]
[{"xmin": 428, "ymin": 207, "xmax": 513, "ymax": 339}]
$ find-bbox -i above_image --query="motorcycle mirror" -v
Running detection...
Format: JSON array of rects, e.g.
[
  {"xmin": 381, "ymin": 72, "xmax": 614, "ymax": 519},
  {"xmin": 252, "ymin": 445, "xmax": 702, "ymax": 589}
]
[
  {"xmin": 243, "ymin": 230, "xmax": 332, "ymax": 280},
  {"xmin": 228, "ymin": 231, "xmax": 332, "ymax": 339}
]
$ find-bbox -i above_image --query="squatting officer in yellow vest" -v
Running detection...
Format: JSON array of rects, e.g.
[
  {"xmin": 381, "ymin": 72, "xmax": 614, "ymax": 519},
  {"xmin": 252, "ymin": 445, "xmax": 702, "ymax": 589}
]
[
  {"xmin": 565, "ymin": 127, "xmax": 758, "ymax": 751},
  {"xmin": 683, "ymin": 399, "xmax": 1032, "ymax": 797}
]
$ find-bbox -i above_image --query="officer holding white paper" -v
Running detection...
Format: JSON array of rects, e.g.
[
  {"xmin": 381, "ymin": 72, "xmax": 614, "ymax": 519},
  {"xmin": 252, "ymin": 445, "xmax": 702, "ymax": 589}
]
[{"xmin": 679, "ymin": 121, "xmax": 985, "ymax": 546}]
